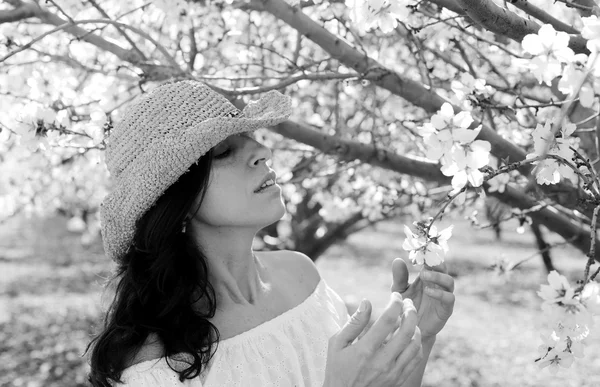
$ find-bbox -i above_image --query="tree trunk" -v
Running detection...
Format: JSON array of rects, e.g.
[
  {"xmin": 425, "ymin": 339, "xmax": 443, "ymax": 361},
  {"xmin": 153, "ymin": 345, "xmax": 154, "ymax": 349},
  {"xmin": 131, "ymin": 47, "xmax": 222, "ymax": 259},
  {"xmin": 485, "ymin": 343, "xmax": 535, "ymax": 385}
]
[{"xmin": 530, "ymin": 221, "xmax": 555, "ymax": 273}]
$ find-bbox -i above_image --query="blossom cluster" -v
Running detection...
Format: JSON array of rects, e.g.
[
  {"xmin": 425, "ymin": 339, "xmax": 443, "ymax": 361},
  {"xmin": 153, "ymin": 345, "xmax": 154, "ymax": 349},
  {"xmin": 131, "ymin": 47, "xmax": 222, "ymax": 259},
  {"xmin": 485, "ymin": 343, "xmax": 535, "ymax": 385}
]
[
  {"xmin": 419, "ymin": 103, "xmax": 491, "ymax": 193},
  {"xmin": 536, "ymin": 271, "xmax": 600, "ymax": 373},
  {"xmin": 12, "ymin": 102, "xmax": 107, "ymax": 152},
  {"xmin": 402, "ymin": 222, "xmax": 453, "ymax": 266},
  {"xmin": 525, "ymin": 119, "xmax": 578, "ymax": 185},
  {"xmin": 450, "ymin": 72, "xmax": 495, "ymax": 112},
  {"xmin": 346, "ymin": 0, "xmax": 412, "ymax": 34},
  {"xmin": 520, "ymin": 19, "xmax": 600, "ymax": 108}
]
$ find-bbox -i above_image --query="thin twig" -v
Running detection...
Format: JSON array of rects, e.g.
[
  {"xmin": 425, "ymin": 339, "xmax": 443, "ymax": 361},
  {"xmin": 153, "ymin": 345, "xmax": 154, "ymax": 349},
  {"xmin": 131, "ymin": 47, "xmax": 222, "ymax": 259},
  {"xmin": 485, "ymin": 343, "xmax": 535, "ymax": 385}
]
[
  {"xmin": 481, "ymin": 100, "xmax": 566, "ymax": 110},
  {"xmin": 555, "ymin": 0, "xmax": 595, "ymax": 11},
  {"xmin": 545, "ymin": 51, "xmax": 599, "ymax": 154},
  {"xmin": 590, "ymin": 265, "xmax": 600, "ymax": 282},
  {"xmin": 188, "ymin": 26, "xmax": 198, "ymax": 71},
  {"xmin": 114, "ymin": 2, "xmax": 152, "ymax": 20},
  {"xmin": 579, "ymin": 205, "xmax": 600, "ymax": 291},
  {"xmin": 462, "ymin": 39, "xmax": 511, "ymax": 87},
  {"xmin": 45, "ymin": 0, "xmax": 74, "ymax": 23},
  {"xmin": 570, "ymin": 146, "xmax": 600, "ymax": 197},
  {"xmin": 426, "ymin": 152, "xmax": 589, "ymax": 235},
  {"xmin": 222, "ymin": 72, "xmax": 359, "ymax": 95},
  {"xmin": 453, "ymin": 39, "xmax": 477, "ymax": 76},
  {"xmin": 86, "ymin": 0, "xmax": 147, "ymax": 61},
  {"xmin": 573, "ymin": 110, "xmax": 600, "ymax": 126},
  {"xmin": 509, "ymin": 236, "xmax": 579, "ymax": 271},
  {"xmin": 0, "ymin": 18, "xmax": 181, "ymax": 70},
  {"xmin": 403, "ymin": 26, "xmax": 433, "ymax": 89}
]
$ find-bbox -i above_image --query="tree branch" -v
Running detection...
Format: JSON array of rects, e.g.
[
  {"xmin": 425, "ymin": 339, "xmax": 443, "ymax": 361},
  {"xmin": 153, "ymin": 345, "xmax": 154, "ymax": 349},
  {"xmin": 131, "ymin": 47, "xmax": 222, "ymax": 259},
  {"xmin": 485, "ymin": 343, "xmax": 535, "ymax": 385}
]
[
  {"xmin": 454, "ymin": 0, "xmax": 588, "ymax": 54},
  {"xmin": 254, "ymin": 0, "xmax": 593, "ymax": 215},
  {"xmin": 254, "ymin": 0, "xmax": 526, "ymax": 159},
  {"xmin": 247, "ymin": 0, "xmax": 600, "ymax": 260},
  {"xmin": 2, "ymin": 2, "xmax": 184, "ymax": 81},
  {"xmin": 188, "ymin": 26, "xmax": 198, "ymax": 71},
  {"xmin": 272, "ymin": 116, "xmax": 599, "ymax": 261},
  {"xmin": 223, "ymin": 72, "xmax": 358, "ymax": 95},
  {"xmin": 508, "ymin": 0, "xmax": 580, "ymax": 34},
  {"xmin": 0, "ymin": 16, "xmax": 185, "ymax": 80},
  {"xmin": 272, "ymin": 120, "xmax": 448, "ymax": 182},
  {"xmin": 424, "ymin": 0, "xmax": 468, "ymax": 16},
  {"xmin": 86, "ymin": 0, "xmax": 148, "ymax": 61},
  {"xmin": 0, "ymin": 1, "xmax": 36, "ymax": 24}
]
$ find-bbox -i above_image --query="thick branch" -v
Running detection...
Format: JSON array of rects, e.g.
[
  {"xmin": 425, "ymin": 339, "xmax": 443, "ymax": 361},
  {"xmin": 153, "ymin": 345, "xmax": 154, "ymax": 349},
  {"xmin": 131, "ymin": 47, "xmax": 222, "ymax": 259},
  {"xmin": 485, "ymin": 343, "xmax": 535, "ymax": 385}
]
[
  {"xmin": 271, "ymin": 117, "xmax": 599, "ymax": 261},
  {"xmin": 273, "ymin": 120, "xmax": 448, "ymax": 182},
  {"xmin": 0, "ymin": 2, "xmax": 35, "ymax": 24},
  {"xmin": 255, "ymin": 0, "xmax": 522, "ymax": 158},
  {"xmin": 454, "ymin": 0, "xmax": 588, "ymax": 54},
  {"xmin": 250, "ymin": 0, "xmax": 600, "ymax": 260},
  {"xmin": 2, "ymin": 1, "xmax": 141, "ymax": 63},
  {"xmin": 487, "ymin": 186, "xmax": 595, "ymax": 260},
  {"xmin": 255, "ymin": 0, "xmax": 591, "ymax": 214},
  {"xmin": 509, "ymin": 0, "xmax": 579, "ymax": 34},
  {"xmin": 3, "ymin": 2, "xmax": 183, "ymax": 81},
  {"xmin": 232, "ymin": 93, "xmax": 448, "ymax": 180},
  {"xmin": 424, "ymin": 0, "xmax": 468, "ymax": 16}
]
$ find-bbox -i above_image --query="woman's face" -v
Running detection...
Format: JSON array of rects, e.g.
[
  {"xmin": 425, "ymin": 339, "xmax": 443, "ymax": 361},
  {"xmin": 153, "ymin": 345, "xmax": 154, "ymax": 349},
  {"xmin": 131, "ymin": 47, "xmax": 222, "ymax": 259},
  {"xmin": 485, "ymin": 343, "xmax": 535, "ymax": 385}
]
[{"xmin": 192, "ymin": 132, "xmax": 286, "ymax": 229}]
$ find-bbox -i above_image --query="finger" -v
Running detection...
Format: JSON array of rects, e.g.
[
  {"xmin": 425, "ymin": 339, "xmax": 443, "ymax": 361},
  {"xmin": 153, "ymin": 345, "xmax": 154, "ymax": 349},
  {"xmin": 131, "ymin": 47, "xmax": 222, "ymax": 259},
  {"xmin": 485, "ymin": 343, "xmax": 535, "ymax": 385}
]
[
  {"xmin": 334, "ymin": 299, "xmax": 373, "ymax": 349},
  {"xmin": 377, "ymin": 299, "xmax": 417, "ymax": 361},
  {"xmin": 360, "ymin": 292, "xmax": 404, "ymax": 353},
  {"xmin": 421, "ymin": 271, "xmax": 455, "ymax": 293},
  {"xmin": 424, "ymin": 287, "xmax": 456, "ymax": 308},
  {"xmin": 391, "ymin": 258, "xmax": 410, "ymax": 293},
  {"xmin": 393, "ymin": 326, "xmax": 422, "ymax": 373},
  {"xmin": 392, "ymin": 337, "xmax": 423, "ymax": 385},
  {"xmin": 424, "ymin": 261, "xmax": 448, "ymax": 274}
]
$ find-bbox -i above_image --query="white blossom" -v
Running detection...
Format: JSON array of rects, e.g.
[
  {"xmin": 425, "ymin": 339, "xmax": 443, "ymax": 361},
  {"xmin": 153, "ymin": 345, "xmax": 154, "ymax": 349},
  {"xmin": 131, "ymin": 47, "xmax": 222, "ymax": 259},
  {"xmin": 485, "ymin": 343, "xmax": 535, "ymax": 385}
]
[{"xmin": 402, "ymin": 224, "xmax": 453, "ymax": 266}]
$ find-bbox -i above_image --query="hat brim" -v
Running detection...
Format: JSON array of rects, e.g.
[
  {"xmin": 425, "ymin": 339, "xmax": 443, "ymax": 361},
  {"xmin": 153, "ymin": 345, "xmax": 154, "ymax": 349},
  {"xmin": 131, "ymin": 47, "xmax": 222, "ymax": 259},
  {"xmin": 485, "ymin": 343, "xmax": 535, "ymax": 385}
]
[{"xmin": 100, "ymin": 90, "xmax": 291, "ymax": 262}]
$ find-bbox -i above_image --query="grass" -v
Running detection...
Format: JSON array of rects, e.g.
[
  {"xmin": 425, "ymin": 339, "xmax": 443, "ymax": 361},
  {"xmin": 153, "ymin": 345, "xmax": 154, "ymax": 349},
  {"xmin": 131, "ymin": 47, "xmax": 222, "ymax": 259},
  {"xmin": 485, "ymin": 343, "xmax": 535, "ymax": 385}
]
[{"xmin": 1, "ymin": 214, "xmax": 600, "ymax": 386}]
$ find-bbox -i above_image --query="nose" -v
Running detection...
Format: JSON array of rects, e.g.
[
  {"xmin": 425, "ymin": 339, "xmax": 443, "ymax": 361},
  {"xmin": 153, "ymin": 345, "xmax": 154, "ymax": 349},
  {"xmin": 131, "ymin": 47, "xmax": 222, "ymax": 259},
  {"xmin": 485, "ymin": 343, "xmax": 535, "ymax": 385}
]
[{"xmin": 249, "ymin": 141, "xmax": 272, "ymax": 167}]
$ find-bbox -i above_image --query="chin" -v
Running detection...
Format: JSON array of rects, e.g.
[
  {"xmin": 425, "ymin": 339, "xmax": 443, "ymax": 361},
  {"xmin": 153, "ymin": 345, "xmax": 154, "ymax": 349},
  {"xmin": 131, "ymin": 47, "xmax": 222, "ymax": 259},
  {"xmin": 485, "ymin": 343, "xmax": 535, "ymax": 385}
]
[
  {"xmin": 261, "ymin": 201, "xmax": 287, "ymax": 227},
  {"xmin": 272, "ymin": 201, "xmax": 287, "ymax": 221}
]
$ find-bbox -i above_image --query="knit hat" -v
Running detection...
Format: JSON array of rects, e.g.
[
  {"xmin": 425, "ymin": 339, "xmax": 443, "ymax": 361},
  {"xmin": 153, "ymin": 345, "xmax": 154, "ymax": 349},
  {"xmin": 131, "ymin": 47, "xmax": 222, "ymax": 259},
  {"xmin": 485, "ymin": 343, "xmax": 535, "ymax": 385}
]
[{"xmin": 100, "ymin": 80, "xmax": 292, "ymax": 262}]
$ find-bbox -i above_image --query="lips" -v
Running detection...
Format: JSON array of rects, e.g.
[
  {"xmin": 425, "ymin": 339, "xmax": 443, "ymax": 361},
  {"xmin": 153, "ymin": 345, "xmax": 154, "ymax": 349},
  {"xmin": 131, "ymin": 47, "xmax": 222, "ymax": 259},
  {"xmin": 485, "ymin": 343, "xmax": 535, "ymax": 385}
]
[{"xmin": 254, "ymin": 171, "xmax": 277, "ymax": 192}]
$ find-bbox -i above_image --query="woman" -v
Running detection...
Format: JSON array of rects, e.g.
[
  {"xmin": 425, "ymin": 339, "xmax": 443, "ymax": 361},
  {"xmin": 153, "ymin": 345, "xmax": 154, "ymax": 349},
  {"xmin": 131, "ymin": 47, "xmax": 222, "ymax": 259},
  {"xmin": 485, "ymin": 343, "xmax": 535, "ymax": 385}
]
[{"xmin": 86, "ymin": 80, "xmax": 455, "ymax": 386}]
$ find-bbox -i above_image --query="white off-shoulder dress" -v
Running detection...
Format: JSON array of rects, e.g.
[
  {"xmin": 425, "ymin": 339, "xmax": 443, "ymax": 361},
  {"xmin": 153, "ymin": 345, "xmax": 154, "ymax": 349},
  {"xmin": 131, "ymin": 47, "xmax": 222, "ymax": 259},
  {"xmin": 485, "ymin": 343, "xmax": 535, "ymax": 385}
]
[{"xmin": 117, "ymin": 277, "xmax": 350, "ymax": 387}]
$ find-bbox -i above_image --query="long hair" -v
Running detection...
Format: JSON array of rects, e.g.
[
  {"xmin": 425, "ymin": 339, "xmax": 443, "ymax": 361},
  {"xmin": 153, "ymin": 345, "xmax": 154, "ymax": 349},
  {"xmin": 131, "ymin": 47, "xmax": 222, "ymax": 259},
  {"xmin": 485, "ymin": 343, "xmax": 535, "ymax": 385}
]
[{"xmin": 86, "ymin": 151, "xmax": 220, "ymax": 386}]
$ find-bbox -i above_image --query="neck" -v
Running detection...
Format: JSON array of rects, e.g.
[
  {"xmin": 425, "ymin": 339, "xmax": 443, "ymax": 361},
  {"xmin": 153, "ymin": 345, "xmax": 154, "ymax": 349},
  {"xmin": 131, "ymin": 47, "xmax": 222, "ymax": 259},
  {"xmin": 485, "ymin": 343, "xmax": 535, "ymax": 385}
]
[{"xmin": 189, "ymin": 224, "xmax": 271, "ymax": 307}]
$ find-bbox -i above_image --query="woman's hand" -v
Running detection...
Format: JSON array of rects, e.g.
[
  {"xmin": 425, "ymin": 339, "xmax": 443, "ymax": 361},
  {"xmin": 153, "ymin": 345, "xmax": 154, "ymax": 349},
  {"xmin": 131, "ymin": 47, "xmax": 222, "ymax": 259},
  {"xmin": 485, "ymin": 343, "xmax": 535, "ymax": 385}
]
[
  {"xmin": 323, "ymin": 293, "xmax": 423, "ymax": 387},
  {"xmin": 390, "ymin": 257, "xmax": 455, "ymax": 339}
]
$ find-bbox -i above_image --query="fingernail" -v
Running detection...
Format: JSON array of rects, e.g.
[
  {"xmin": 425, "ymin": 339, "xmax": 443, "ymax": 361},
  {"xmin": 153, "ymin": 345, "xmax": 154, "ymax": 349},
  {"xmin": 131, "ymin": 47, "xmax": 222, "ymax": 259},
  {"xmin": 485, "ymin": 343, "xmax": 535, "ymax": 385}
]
[
  {"xmin": 422, "ymin": 271, "xmax": 430, "ymax": 280},
  {"xmin": 357, "ymin": 299, "xmax": 367, "ymax": 313},
  {"xmin": 391, "ymin": 292, "xmax": 403, "ymax": 302}
]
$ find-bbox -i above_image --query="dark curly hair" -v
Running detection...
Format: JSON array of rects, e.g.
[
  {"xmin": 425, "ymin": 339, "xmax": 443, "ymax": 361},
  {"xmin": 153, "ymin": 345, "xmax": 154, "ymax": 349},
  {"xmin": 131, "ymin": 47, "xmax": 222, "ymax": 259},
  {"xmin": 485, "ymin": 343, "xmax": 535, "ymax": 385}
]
[{"xmin": 85, "ymin": 150, "xmax": 221, "ymax": 386}]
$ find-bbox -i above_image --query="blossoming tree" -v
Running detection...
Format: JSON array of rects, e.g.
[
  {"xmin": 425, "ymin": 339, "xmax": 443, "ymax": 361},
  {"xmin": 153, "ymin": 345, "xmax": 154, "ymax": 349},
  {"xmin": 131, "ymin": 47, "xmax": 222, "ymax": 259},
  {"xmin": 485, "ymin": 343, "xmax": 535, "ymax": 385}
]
[{"xmin": 2, "ymin": 0, "xmax": 600, "ymax": 372}]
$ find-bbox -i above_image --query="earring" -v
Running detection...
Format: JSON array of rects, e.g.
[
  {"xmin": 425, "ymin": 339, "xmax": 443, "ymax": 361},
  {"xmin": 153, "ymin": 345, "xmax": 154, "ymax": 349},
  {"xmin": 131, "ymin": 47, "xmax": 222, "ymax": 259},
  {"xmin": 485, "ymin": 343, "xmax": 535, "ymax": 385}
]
[{"xmin": 181, "ymin": 219, "xmax": 188, "ymax": 233}]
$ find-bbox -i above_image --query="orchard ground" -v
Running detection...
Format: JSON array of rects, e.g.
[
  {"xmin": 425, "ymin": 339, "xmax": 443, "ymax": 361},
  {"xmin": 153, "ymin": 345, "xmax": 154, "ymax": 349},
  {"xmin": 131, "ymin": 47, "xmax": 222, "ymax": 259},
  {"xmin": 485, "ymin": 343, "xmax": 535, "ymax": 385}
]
[{"xmin": 1, "ymin": 214, "xmax": 599, "ymax": 387}]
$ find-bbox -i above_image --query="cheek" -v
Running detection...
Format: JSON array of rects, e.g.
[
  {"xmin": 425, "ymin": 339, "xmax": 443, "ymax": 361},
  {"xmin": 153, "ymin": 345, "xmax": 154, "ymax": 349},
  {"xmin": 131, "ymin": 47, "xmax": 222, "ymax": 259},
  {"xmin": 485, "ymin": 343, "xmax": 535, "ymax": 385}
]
[{"xmin": 196, "ymin": 178, "xmax": 249, "ymax": 223}]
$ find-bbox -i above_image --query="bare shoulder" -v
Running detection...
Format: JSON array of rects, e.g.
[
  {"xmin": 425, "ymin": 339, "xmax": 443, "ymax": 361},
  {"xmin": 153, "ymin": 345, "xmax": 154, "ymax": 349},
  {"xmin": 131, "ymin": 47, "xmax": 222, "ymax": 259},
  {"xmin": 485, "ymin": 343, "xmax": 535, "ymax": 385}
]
[{"xmin": 258, "ymin": 250, "xmax": 321, "ymax": 292}]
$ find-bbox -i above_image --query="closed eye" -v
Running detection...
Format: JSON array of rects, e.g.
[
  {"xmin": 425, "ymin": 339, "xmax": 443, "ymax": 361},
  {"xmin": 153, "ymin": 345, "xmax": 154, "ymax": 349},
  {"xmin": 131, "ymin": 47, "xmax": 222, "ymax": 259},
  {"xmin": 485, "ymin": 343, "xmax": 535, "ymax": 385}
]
[
  {"xmin": 242, "ymin": 131, "xmax": 255, "ymax": 139},
  {"xmin": 213, "ymin": 147, "xmax": 232, "ymax": 159},
  {"xmin": 212, "ymin": 140, "xmax": 233, "ymax": 159}
]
